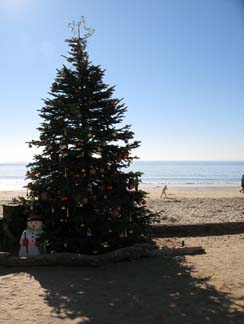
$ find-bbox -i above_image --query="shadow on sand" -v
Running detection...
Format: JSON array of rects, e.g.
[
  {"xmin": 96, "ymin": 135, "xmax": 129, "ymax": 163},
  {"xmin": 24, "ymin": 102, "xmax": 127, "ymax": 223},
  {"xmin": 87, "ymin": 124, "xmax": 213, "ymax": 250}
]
[{"xmin": 0, "ymin": 255, "xmax": 243, "ymax": 324}]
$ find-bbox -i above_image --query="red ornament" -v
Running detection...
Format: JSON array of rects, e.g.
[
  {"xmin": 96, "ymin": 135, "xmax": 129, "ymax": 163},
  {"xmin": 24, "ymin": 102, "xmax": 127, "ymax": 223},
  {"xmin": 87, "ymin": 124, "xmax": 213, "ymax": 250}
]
[
  {"xmin": 99, "ymin": 168, "xmax": 105, "ymax": 174},
  {"xmin": 75, "ymin": 141, "xmax": 82, "ymax": 147},
  {"xmin": 142, "ymin": 199, "xmax": 147, "ymax": 205},
  {"xmin": 60, "ymin": 196, "xmax": 69, "ymax": 202},
  {"xmin": 106, "ymin": 185, "xmax": 113, "ymax": 191},
  {"xmin": 27, "ymin": 182, "xmax": 32, "ymax": 187},
  {"xmin": 31, "ymin": 171, "xmax": 36, "ymax": 177},
  {"xmin": 117, "ymin": 157, "xmax": 122, "ymax": 162},
  {"xmin": 73, "ymin": 173, "xmax": 81, "ymax": 178}
]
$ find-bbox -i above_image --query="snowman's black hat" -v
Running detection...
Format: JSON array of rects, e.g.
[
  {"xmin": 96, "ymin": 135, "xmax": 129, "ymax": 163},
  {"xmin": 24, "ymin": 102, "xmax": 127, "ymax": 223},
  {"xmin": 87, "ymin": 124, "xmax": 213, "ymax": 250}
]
[{"xmin": 28, "ymin": 214, "xmax": 43, "ymax": 222}]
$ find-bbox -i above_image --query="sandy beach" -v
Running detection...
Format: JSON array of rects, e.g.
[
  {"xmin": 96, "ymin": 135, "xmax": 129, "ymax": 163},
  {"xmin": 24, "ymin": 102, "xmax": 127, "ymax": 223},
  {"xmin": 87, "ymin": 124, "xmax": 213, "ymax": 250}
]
[{"xmin": 0, "ymin": 186, "xmax": 243, "ymax": 323}]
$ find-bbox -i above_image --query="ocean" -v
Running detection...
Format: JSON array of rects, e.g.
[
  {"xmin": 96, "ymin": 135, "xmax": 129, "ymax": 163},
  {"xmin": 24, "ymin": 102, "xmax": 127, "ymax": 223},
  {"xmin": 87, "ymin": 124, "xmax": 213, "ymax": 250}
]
[{"xmin": 0, "ymin": 161, "xmax": 243, "ymax": 190}]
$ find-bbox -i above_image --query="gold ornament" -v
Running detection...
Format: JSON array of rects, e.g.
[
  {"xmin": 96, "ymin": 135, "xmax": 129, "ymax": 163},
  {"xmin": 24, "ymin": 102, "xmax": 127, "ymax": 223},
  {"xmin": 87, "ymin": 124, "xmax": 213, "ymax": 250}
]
[{"xmin": 59, "ymin": 144, "xmax": 67, "ymax": 150}]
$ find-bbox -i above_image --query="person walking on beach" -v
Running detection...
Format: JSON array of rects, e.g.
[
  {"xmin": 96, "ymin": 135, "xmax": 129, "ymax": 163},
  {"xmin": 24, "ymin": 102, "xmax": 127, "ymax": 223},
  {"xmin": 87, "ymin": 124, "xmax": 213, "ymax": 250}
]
[
  {"xmin": 160, "ymin": 185, "xmax": 168, "ymax": 198},
  {"xmin": 240, "ymin": 175, "xmax": 244, "ymax": 194}
]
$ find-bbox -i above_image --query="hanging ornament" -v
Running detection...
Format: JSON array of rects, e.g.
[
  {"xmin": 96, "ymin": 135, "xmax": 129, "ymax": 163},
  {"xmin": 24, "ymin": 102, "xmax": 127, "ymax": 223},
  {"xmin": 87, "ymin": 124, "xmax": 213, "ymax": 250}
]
[
  {"xmin": 40, "ymin": 192, "xmax": 48, "ymax": 200},
  {"xmin": 125, "ymin": 139, "xmax": 129, "ymax": 144},
  {"xmin": 75, "ymin": 141, "xmax": 82, "ymax": 147},
  {"xmin": 106, "ymin": 185, "xmax": 113, "ymax": 191},
  {"xmin": 31, "ymin": 170, "xmax": 36, "ymax": 177},
  {"xmin": 142, "ymin": 199, "xmax": 147, "ymax": 205},
  {"xmin": 117, "ymin": 157, "xmax": 122, "ymax": 162},
  {"xmin": 73, "ymin": 173, "xmax": 81, "ymax": 178},
  {"xmin": 59, "ymin": 153, "xmax": 64, "ymax": 160},
  {"xmin": 43, "ymin": 124, "xmax": 49, "ymax": 129},
  {"xmin": 82, "ymin": 197, "xmax": 89, "ymax": 205},
  {"xmin": 60, "ymin": 196, "xmax": 69, "ymax": 202},
  {"xmin": 128, "ymin": 178, "xmax": 135, "ymax": 190},
  {"xmin": 27, "ymin": 182, "xmax": 32, "ymax": 188},
  {"xmin": 59, "ymin": 144, "xmax": 67, "ymax": 150},
  {"xmin": 73, "ymin": 192, "xmax": 82, "ymax": 202},
  {"xmin": 87, "ymin": 227, "xmax": 92, "ymax": 236},
  {"xmin": 52, "ymin": 82, "xmax": 57, "ymax": 90},
  {"xmin": 88, "ymin": 99, "xmax": 96, "ymax": 106},
  {"xmin": 99, "ymin": 168, "xmax": 105, "ymax": 174},
  {"xmin": 111, "ymin": 207, "xmax": 121, "ymax": 218},
  {"xmin": 89, "ymin": 168, "xmax": 96, "ymax": 176}
]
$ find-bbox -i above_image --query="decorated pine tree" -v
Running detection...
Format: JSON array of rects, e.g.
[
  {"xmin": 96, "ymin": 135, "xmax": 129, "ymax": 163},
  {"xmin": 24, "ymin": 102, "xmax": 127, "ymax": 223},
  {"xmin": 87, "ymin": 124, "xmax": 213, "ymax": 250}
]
[{"xmin": 25, "ymin": 18, "xmax": 157, "ymax": 254}]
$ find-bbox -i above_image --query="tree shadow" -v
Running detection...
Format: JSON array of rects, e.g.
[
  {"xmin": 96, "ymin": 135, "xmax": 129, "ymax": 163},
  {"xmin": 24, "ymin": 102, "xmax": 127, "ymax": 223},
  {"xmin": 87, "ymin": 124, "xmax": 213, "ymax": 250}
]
[{"xmin": 0, "ymin": 256, "xmax": 243, "ymax": 324}]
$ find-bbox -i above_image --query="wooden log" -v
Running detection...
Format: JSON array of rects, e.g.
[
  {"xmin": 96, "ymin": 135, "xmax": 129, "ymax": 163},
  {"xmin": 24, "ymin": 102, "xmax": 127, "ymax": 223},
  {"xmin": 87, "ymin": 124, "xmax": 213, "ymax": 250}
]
[
  {"xmin": 0, "ymin": 244, "xmax": 205, "ymax": 267},
  {"xmin": 152, "ymin": 222, "xmax": 244, "ymax": 237},
  {"xmin": 159, "ymin": 246, "xmax": 205, "ymax": 256}
]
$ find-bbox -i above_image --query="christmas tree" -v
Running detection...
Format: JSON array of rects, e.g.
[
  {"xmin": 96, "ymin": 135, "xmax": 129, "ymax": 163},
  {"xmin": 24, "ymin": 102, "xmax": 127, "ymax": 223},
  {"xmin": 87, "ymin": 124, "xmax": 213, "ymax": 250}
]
[{"xmin": 25, "ymin": 18, "xmax": 158, "ymax": 254}]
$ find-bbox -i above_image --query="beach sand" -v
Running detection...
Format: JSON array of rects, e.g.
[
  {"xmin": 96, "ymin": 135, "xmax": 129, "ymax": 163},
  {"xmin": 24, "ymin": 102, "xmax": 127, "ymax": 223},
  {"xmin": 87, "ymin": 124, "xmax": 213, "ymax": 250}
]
[{"xmin": 0, "ymin": 187, "xmax": 243, "ymax": 323}]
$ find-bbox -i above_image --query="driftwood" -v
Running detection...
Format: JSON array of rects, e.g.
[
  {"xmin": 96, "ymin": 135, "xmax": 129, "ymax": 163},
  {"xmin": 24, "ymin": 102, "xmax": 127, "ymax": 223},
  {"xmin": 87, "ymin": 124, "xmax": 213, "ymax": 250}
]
[
  {"xmin": 0, "ymin": 244, "xmax": 205, "ymax": 267},
  {"xmin": 152, "ymin": 222, "xmax": 244, "ymax": 237},
  {"xmin": 159, "ymin": 246, "xmax": 205, "ymax": 256}
]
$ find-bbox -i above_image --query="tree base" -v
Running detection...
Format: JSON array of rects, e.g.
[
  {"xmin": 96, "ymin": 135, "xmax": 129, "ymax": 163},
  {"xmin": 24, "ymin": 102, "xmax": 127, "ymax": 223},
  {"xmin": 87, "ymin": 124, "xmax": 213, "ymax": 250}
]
[{"xmin": 0, "ymin": 244, "xmax": 205, "ymax": 267}]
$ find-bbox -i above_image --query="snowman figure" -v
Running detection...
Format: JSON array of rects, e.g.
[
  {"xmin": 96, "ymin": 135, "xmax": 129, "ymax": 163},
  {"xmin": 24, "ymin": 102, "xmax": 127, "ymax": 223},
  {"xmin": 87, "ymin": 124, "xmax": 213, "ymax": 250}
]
[{"xmin": 19, "ymin": 214, "xmax": 46, "ymax": 257}]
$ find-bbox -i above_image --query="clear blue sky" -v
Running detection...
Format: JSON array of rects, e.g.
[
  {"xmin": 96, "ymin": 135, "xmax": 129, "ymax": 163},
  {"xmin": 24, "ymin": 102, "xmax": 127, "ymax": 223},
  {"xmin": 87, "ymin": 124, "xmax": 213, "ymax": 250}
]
[{"xmin": 0, "ymin": 0, "xmax": 243, "ymax": 162}]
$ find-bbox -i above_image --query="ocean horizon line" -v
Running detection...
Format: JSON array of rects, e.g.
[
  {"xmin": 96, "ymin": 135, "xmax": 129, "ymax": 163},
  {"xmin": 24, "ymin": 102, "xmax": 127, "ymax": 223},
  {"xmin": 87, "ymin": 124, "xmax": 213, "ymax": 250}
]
[{"xmin": 0, "ymin": 160, "xmax": 244, "ymax": 165}]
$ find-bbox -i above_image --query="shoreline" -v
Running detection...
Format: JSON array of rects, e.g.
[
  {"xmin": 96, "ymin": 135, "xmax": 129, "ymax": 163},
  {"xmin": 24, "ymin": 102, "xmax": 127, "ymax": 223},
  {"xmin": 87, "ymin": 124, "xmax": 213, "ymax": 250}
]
[{"xmin": 0, "ymin": 185, "xmax": 242, "ymax": 199}]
